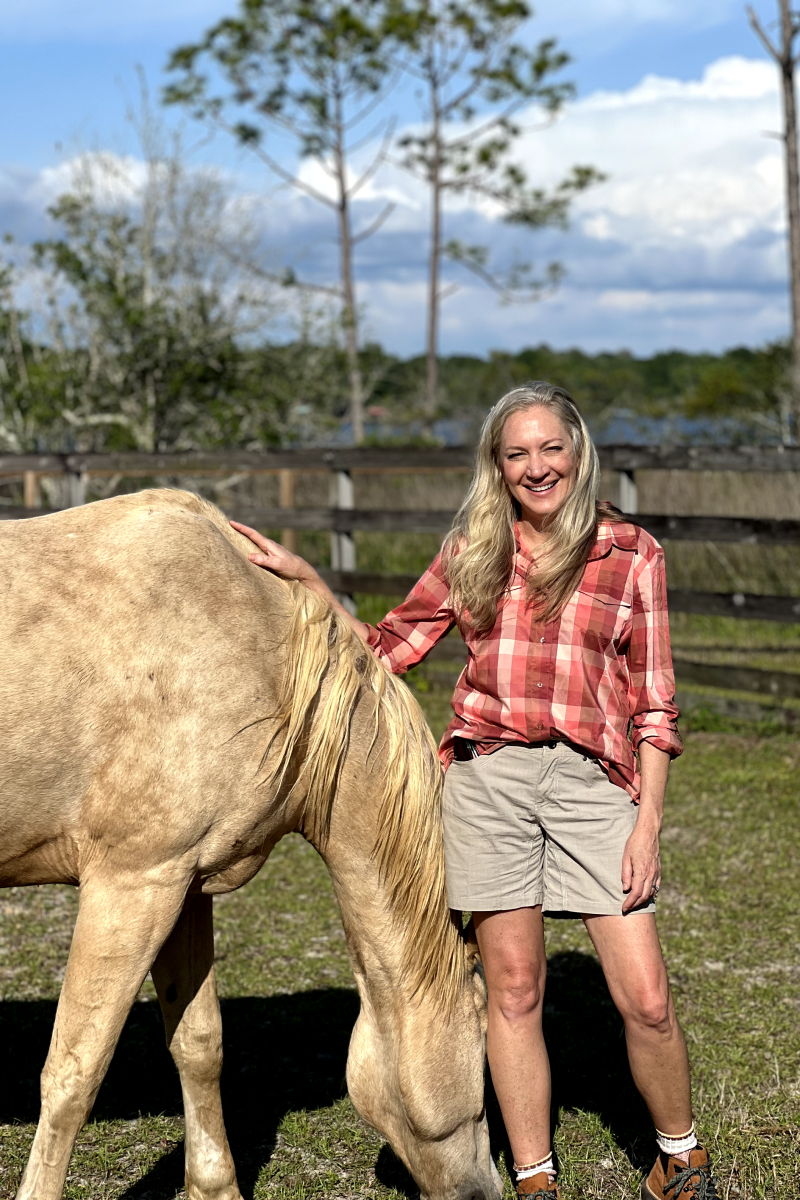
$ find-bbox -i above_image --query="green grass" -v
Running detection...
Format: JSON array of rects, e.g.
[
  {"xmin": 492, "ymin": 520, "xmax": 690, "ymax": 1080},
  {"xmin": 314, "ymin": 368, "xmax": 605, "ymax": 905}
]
[{"xmin": 2, "ymin": 654, "xmax": 799, "ymax": 1198}]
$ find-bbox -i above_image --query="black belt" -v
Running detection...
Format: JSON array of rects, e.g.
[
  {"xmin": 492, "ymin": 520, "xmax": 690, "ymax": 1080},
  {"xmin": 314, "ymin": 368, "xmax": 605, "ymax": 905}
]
[
  {"xmin": 451, "ymin": 737, "xmax": 592, "ymax": 762},
  {"xmin": 452, "ymin": 738, "xmax": 481, "ymax": 761}
]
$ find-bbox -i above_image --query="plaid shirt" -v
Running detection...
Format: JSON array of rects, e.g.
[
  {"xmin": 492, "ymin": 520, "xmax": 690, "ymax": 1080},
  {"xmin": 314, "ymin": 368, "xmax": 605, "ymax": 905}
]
[{"xmin": 365, "ymin": 520, "xmax": 682, "ymax": 801}]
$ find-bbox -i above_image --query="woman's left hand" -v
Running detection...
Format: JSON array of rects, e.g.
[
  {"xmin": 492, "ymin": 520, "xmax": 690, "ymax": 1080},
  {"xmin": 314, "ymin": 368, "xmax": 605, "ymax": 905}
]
[{"xmin": 621, "ymin": 818, "xmax": 661, "ymax": 914}]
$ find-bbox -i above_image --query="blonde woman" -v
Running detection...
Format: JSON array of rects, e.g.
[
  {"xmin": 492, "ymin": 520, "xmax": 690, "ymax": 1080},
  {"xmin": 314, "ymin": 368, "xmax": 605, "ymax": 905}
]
[{"xmin": 232, "ymin": 383, "xmax": 719, "ymax": 1200}]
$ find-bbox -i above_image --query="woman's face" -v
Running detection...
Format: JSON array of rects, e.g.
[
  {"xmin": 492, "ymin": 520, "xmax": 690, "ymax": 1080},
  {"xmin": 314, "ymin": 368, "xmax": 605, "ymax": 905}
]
[{"xmin": 499, "ymin": 406, "xmax": 577, "ymax": 527}]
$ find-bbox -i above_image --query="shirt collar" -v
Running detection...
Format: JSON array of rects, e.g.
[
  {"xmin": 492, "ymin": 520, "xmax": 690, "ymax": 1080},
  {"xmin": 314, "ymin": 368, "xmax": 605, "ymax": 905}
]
[
  {"xmin": 587, "ymin": 520, "xmax": 638, "ymax": 560},
  {"xmin": 513, "ymin": 519, "xmax": 638, "ymax": 564}
]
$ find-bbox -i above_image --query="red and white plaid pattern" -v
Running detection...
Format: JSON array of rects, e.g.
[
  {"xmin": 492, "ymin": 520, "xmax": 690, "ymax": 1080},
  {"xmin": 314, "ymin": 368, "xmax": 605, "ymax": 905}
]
[{"xmin": 364, "ymin": 520, "xmax": 682, "ymax": 800}]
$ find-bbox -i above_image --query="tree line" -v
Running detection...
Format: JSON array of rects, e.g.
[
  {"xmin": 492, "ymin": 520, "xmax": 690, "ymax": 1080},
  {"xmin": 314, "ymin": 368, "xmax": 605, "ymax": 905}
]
[{"xmin": 1, "ymin": 0, "xmax": 799, "ymax": 452}]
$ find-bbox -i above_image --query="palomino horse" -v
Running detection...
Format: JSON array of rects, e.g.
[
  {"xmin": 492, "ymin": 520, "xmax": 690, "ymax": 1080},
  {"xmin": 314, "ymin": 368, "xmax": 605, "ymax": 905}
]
[{"xmin": 0, "ymin": 489, "xmax": 500, "ymax": 1200}]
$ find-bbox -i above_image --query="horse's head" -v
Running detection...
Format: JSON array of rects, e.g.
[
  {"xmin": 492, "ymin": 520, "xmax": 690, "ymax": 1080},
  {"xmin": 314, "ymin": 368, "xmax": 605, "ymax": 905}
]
[
  {"xmin": 347, "ymin": 945, "xmax": 502, "ymax": 1200},
  {"xmin": 274, "ymin": 593, "xmax": 502, "ymax": 1194}
]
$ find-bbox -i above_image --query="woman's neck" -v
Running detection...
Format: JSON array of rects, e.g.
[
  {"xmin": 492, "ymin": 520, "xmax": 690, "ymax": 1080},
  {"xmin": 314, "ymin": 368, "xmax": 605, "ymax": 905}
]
[{"xmin": 516, "ymin": 517, "xmax": 549, "ymax": 555}]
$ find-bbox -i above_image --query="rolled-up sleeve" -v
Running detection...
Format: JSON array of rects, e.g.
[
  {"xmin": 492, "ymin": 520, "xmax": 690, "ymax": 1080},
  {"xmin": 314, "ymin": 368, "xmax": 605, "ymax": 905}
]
[
  {"xmin": 364, "ymin": 553, "xmax": 456, "ymax": 674},
  {"xmin": 627, "ymin": 538, "xmax": 683, "ymax": 759}
]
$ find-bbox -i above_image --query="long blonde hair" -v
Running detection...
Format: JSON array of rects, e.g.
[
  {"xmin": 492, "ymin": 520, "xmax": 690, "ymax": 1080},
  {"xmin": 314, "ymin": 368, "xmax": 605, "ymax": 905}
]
[{"xmin": 443, "ymin": 382, "xmax": 617, "ymax": 631}]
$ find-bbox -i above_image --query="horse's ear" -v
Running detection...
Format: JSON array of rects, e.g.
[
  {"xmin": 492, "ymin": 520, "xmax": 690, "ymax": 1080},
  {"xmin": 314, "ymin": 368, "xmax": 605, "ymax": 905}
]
[
  {"xmin": 468, "ymin": 953, "xmax": 488, "ymax": 1030},
  {"xmin": 460, "ymin": 917, "xmax": 487, "ymax": 1012}
]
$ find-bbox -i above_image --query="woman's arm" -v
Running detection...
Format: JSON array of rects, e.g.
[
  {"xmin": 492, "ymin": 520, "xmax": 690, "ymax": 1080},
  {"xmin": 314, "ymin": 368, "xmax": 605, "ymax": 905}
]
[
  {"xmin": 232, "ymin": 521, "xmax": 457, "ymax": 672},
  {"xmin": 621, "ymin": 740, "xmax": 668, "ymax": 913},
  {"xmin": 230, "ymin": 521, "xmax": 369, "ymax": 639},
  {"xmin": 622, "ymin": 535, "xmax": 680, "ymax": 912},
  {"xmin": 627, "ymin": 539, "xmax": 682, "ymax": 759}
]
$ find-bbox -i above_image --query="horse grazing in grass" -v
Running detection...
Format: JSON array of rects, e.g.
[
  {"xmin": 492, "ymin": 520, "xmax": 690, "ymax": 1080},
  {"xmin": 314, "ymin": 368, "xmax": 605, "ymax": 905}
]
[{"xmin": 0, "ymin": 489, "xmax": 499, "ymax": 1200}]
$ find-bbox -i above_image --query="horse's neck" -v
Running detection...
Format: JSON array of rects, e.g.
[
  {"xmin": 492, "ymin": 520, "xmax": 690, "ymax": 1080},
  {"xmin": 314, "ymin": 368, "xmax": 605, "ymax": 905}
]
[{"xmin": 322, "ymin": 807, "xmax": 408, "ymax": 1007}]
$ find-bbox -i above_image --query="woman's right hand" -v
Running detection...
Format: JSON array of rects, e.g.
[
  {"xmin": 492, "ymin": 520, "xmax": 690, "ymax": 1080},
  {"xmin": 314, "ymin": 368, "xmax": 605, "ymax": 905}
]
[
  {"xmin": 230, "ymin": 520, "xmax": 370, "ymax": 640},
  {"xmin": 229, "ymin": 521, "xmax": 317, "ymax": 584}
]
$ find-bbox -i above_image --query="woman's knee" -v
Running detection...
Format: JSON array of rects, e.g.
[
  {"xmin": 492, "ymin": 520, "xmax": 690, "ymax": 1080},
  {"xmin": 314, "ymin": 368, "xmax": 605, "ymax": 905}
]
[
  {"xmin": 487, "ymin": 961, "xmax": 545, "ymax": 1021},
  {"xmin": 619, "ymin": 981, "xmax": 674, "ymax": 1034}
]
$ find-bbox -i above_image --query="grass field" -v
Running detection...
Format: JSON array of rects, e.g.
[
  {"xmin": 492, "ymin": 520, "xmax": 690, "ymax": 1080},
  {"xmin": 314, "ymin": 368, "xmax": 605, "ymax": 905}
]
[
  {"xmin": 1, "ymin": 675, "xmax": 798, "ymax": 1199},
  {"xmin": 2, "ymin": 477, "xmax": 799, "ymax": 1198}
]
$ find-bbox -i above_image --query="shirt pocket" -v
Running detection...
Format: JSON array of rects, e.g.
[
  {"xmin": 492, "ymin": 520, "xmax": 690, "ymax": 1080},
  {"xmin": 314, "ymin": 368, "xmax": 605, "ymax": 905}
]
[
  {"xmin": 575, "ymin": 555, "xmax": 634, "ymax": 649},
  {"xmin": 575, "ymin": 587, "xmax": 632, "ymax": 649}
]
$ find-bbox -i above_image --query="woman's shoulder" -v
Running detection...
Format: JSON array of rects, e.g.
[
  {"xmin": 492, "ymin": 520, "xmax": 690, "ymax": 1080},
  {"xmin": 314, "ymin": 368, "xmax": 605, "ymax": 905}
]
[{"xmin": 597, "ymin": 511, "xmax": 661, "ymax": 560}]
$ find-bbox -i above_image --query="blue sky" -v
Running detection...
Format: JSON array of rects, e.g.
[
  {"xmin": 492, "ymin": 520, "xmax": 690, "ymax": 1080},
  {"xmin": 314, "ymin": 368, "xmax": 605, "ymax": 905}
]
[
  {"xmin": 0, "ymin": 1, "xmax": 793, "ymax": 356},
  {"xmin": 0, "ymin": 1, "xmax": 768, "ymax": 163}
]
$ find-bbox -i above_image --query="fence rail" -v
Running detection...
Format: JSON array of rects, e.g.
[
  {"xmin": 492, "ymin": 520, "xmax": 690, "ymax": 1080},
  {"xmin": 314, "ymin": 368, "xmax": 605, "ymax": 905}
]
[
  {"xmin": 318, "ymin": 572, "xmax": 800, "ymax": 624},
  {"xmin": 415, "ymin": 636, "xmax": 800, "ymax": 701},
  {"xmin": 5, "ymin": 504, "xmax": 800, "ymax": 546},
  {"xmin": 3, "ymin": 443, "xmax": 800, "ymax": 475},
  {"xmin": 2, "ymin": 446, "xmax": 800, "ymax": 716}
]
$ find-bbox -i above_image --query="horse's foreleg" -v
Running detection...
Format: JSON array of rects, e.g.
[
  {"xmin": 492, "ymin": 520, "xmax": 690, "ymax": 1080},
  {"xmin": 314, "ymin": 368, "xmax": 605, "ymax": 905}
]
[
  {"xmin": 151, "ymin": 893, "xmax": 241, "ymax": 1200},
  {"xmin": 16, "ymin": 873, "xmax": 188, "ymax": 1200}
]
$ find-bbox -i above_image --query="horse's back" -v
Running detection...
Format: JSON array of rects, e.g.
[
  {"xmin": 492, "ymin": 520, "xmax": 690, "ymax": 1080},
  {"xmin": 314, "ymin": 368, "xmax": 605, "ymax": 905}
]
[{"xmin": 0, "ymin": 490, "xmax": 291, "ymax": 884}]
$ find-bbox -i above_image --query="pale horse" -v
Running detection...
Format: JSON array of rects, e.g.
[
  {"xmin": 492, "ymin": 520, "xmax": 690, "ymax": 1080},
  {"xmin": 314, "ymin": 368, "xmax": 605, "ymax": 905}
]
[{"xmin": 0, "ymin": 489, "xmax": 503, "ymax": 1200}]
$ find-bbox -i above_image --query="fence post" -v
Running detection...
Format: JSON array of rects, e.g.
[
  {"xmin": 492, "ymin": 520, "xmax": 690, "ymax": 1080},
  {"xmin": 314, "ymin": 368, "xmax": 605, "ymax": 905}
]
[
  {"xmin": 617, "ymin": 470, "xmax": 638, "ymax": 514},
  {"xmin": 279, "ymin": 468, "xmax": 297, "ymax": 553},
  {"xmin": 64, "ymin": 470, "xmax": 87, "ymax": 508},
  {"xmin": 329, "ymin": 469, "xmax": 356, "ymax": 615},
  {"xmin": 23, "ymin": 471, "xmax": 41, "ymax": 509}
]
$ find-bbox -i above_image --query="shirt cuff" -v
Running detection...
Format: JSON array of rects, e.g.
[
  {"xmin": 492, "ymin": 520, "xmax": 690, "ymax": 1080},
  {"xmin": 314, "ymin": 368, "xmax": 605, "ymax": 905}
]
[
  {"xmin": 364, "ymin": 624, "xmax": 382, "ymax": 651},
  {"xmin": 632, "ymin": 722, "xmax": 683, "ymax": 759},
  {"xmin": 361, "ymin": 624, "xmax": 411, "ymax": 674}
]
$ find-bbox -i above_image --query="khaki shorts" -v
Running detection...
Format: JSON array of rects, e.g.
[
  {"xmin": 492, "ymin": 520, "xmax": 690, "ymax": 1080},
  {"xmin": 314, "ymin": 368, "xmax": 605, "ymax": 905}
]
[{"xmin": 442, "ymin": 740, "xmax": 655, "ymax": 916}]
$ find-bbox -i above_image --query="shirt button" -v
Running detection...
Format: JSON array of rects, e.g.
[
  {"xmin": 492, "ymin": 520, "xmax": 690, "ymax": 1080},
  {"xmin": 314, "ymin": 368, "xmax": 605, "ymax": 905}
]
[
  {"xmin": 540, "ymin": 637, "xmax": 545, "ymax": 643},
  {"xmin": 537, "ymin": 682, "xmax": 543, "ymax": 688}
]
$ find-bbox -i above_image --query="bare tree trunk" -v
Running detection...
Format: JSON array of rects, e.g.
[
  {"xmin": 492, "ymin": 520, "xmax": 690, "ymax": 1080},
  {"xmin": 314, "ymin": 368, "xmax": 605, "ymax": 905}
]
[
  {"xmin": 333, "ymin": 94, "xmax": 365, "ymax": 446},
  {"xmin": 779, "ymin": 0, "xmax": 800, "ymax": 434},
  {"xmin": 749, "ymin": 1, "xmax": 800, "ymax": 438},
  {"xmin": 425, "ymin": 96, "xmax": 442, "ymax": 424}
]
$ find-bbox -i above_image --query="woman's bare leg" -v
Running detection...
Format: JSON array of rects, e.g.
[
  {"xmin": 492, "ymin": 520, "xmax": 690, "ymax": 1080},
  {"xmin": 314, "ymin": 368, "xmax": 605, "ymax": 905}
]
[
  {"xmin": 584, "ymin": 913, "xmax": 692, "ymax": 1134},
  {"xmin": 473, "ymin": 907, "xmax": 551, "ymax": 1165}
]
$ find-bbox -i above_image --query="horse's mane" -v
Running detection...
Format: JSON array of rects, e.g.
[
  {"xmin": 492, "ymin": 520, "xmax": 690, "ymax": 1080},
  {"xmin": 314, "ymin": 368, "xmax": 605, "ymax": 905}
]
[{"xmin": 263, "ymin": 582, "xmax": 468, "ymax": 1014}]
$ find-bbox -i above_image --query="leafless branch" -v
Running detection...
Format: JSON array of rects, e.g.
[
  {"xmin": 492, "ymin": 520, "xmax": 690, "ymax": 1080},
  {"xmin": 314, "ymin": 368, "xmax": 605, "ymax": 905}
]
[
  {"xmin": 351, "ymin": 202, "xmax": 396, "ymax": 245},
  {"xmin": 213, "ymin": 113, "xmax": 337, "ymax": 210},
  {"xmin": 349, "ymin": 118, "xmax": 398, "ymax": 197},
  {"xmin": 437, "ymin": 281, "xmax": 461, "ymax": 302},
  {"xmin": 748, "ymin": 6, "xmax": 781, "ymax": 59},
  {"xmin": 344, "ymin": 68, "xmax": 402, "ymax": 133}
]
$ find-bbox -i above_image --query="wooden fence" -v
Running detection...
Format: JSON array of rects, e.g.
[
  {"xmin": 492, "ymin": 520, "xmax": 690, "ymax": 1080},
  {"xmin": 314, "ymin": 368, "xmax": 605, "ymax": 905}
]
[{"xmin": 2, "ymin": 444, "xmax": 800, "ymax": 714}]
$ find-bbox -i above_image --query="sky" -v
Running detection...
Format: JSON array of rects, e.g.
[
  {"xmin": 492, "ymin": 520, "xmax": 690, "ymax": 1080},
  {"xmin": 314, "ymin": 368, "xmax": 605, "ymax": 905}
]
[{"xmin": 0, "ymin": 0, "xmax": 793, "ymax": 357}]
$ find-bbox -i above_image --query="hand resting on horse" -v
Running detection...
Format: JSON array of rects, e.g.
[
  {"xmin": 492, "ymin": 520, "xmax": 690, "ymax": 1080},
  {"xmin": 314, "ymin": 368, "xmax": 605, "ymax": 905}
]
[{"xmin": 229, "ymin": 520, "xmax": 370, "ymax": 639}]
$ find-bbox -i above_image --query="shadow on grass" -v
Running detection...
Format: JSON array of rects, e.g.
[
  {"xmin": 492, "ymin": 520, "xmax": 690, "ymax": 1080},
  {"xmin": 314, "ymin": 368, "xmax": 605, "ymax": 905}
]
[
  {"xmin": 0, "ymin": 989, "xmax": 361, "ymax": 1200},
  {"xmin": 2, "ymin": 951, "xmax": 651, "ymax": 1197},
  {"xmin": 544, "ymin": 950, "xmax": 653, "ymax": 1170}
]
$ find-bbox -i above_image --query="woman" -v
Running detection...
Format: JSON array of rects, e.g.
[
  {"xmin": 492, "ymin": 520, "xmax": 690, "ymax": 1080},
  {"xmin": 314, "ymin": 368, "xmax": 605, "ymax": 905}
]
[{"xmin": 232, "ymin": 383, "xmax": 719, "ymax": 1200}]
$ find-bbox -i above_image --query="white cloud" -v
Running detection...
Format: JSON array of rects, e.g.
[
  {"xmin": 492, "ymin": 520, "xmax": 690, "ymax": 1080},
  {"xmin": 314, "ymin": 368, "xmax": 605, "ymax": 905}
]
[
  {"xmin": 0, "ymin": 55, "xmax": 794, "ymax": 356},
  {"xmin": 531, "ymin": 0, "xmax": 740, "ymax": 42},
  {"xmin": 355, "ymin": 55, "xmax": 792, "ymax": 353}
]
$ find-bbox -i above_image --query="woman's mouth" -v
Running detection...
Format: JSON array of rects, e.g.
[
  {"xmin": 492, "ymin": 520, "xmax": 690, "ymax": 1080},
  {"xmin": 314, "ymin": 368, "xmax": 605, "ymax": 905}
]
[{"xmin": 524, "ymin": 479, "xmax": 558, "ymax": 494}]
